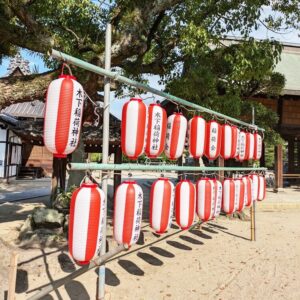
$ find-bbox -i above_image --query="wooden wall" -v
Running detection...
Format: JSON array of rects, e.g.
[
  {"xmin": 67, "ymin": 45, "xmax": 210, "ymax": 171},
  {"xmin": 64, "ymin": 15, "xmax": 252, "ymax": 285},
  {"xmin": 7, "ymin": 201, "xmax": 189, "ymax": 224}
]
[
  {"xmin": 252, "ymin": 97, "xmax": 300, "ymax": 129},
  {"xmin": 22, "ymin": 145, "xmax": 53, "ymax": 175},
  {"xmin": 282, "ymin": 99, "xmax": 300, "ymax": 127}
]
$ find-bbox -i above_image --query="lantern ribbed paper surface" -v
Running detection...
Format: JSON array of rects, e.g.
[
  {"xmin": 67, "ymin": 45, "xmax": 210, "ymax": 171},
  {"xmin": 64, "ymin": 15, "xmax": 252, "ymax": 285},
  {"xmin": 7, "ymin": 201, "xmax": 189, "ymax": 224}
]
[
  {"xmin": 121, "ymin": 98, "xmax": 147, "ymax": 160},
  {"xmin": 222, "ymin": 179, "xmax": 236, "ymax": 214},
  {"xmin": 44, "ymin": 75, "xmax": 84, "ymax": 157},
  {"xmin": 213, "ymin": 179, "xmax": 223, "ymax": 217},
  {"xmin": 175, "ymin": 180, "xmax": 195, "ymax": 229},
  {"xmin": 232, "ymin": 126, "xmax": 240, "ymax": 158},
  {"xmin": 205, "ymin": 121, "xmax": 222, "ymax": 160},
  {"xmin": 254, "ymin": 133, "xmax": 263, "ymax": 160},
  {"xmin": 196, "ymin": 178, "xmax": 215, "ymax": 222},
  {"xmin": 221, "ymin": 124, "xmax": 239, "ymax": 159},
  {"xmin": 114, "ymin": 181, "xmax": 143, "ymax": 246},
  {"xmin": 165, "ymin": 113, "xmax": 187, "ymax": 160},
  {"xmin": 258, "ymin": 175, "xmax": 266, "ymax": 201},
  {"xmin": 69, "ymin": 183, "xmax": 105, "ymax": 265},
  {"xmin": 247, "ymin": 132, "xmax": 255, "ymax": 160},
  {"xmin": 188, "ymin": 116, "xmax": 206, "ymax": 158},
  {"xmin": 243, "ymin": 176, "xmax": 253, "ymax": 207},
  {"xmin": 145, "ymin": 104, "xmax": 167, "ymax": 158},
  {"xmin": 235, "ymin": 179, "xmax": 245, "ymax": 212},
  {"xmin": 150, "ymin": 178, "xmax": 174, "ymax": 234},
  {"xmin": 250, "ymin": 174, "xmax": 259, "ymax": 201}
]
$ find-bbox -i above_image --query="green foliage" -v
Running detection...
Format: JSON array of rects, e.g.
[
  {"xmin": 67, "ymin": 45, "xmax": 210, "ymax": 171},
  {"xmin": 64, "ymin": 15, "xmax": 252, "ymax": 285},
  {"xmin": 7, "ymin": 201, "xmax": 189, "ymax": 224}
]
[
  {"xmin": 54, "ymin": 185, "xmax": 77, "ymax": 209},
  {"xmin": 166, "ymin": 38, "xmax": 285, "ymax": 145},
  {"xmin": 1, "ymin": 0, "xmax": 299, "ymax": 144},
  {"xmin": 90, "ymin": 153, "xmax": 102, "ymax": 162}
]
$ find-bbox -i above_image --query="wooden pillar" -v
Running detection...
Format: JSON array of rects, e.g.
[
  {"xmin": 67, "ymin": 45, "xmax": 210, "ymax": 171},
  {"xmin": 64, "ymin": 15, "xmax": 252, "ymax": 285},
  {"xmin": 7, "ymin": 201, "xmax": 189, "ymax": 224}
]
[
  {"xmin": 193, "ymin": 158, "xmax": 200, "ymax": 181},
  {"xmin": 177, "ymin": 156, "xmax": 183, "ymax": 181},
  {"xmin": 298, "ymin": 139, "xmax": 300, "ymax": 173},
  {"xmin": 50, "ymin": 157, "xmax": 59, "ymax": 207},
  {"xmin": 274, "ymin": 144, "xmax": 283, "ymax": 190},
  {"xmin": 217, "ymin": 157, "xmax": 224, "ymax": 181},
  {"xmin": 59, "ymin": 158, "xmax": 67, "ymax": 191},
  {"xmin": 113, "ymin": 146, "xmax": 122, "ymax": 196},
  {"xmin": 260, "ymin": 141, "xmax": 266, "ymax": 167},
  {"xmin": 287, "ymin": 138, "xmax": 295, "ymax": 173}
]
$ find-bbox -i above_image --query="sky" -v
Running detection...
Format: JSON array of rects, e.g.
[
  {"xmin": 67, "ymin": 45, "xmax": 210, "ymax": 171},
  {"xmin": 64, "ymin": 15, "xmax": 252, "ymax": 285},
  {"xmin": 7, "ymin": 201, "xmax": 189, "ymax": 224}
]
[{"xmin": 1, "ymin": 6, "xmax": 300, "ymax": 118}]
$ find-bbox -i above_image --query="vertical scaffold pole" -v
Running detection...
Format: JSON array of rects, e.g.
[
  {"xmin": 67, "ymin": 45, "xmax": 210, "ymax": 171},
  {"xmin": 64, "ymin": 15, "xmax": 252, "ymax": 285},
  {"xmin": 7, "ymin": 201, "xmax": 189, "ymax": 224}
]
[
  {"xmin": 250, "ymin": 106, "xmax": 256, "ymax": 242},
  {"xmin": 98, "ymin": 23, "xmax": 112, "ymax": 300}
]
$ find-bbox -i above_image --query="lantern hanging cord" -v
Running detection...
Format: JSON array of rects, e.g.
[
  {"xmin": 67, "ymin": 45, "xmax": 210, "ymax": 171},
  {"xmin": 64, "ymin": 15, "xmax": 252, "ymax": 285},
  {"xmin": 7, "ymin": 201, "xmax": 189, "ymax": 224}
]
[
  {"xmin": 60, "ymin": 63, "xmax": 73, "ymax": 76},
  {"xmin": 84, "ymin": 91, "xmax": 101, "ymax": 126}
]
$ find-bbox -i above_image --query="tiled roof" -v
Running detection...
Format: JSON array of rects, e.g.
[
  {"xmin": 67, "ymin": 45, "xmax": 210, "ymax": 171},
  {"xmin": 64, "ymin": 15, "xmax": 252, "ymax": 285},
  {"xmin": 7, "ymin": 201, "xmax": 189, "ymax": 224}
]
[{"xmin": 1, "ymin": 100, "xmax": 45, "ymax": 118}]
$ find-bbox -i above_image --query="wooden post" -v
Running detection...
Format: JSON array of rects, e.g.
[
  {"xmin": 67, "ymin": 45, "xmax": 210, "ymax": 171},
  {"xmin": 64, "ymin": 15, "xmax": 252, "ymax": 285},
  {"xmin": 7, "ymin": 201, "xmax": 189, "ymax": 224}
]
[
  {"xmin": 59, "ymin": 158, "xmax": 67, "ymax": 192},
  {"xmin": 8, "ymin": 251, "xmax": 19, "ymax": 300},
  {"xmin": 193, "ymin": 158, "xmax": 200, "ymax": 181},
  {"xmin": 287, "ymin": 138, "xmax": 295, "ymax": 174},
  {"xmin": 217, "ymin": 157, "xmax": 224, "ymax": 181},
  {"xmin": 260, "ymin": 141, "xmax": 265, "ymax": 167},
  {"xmin": 250, "ymin": 203, "xmax": 256, "ymax": 241},
  {"xmin": 177, "ymin": 156, "xmax": 183, "ymax": 180},
  {"xmin": 50, "ymin": 157, "xmax": 59, "ymax": 207},
  {"xmin": 274, "ymin": 144, "xmax": 283, "ymax": 191}
]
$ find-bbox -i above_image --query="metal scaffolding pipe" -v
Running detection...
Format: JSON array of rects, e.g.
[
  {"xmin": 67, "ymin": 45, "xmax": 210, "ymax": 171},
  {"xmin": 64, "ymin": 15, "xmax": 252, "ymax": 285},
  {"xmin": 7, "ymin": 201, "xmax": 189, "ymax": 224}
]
[
  {"xmin": 51, "ymin": 49, "xmax": 264, "ymax": 132},
  {"xmin": 68, "ymin": 163, "xmax": 267, "ymax": 172}
]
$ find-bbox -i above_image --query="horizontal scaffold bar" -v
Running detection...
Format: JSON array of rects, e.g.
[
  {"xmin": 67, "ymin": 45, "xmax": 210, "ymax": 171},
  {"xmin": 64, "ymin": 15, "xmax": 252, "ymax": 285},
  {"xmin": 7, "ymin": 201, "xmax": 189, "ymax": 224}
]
[
  {"xmin": 51, "ymin": 49, "xmax": 264, "ymax": 132},
  {"xmin": 68, "ymin": 163, "xmax": 267, "ymax": 172}
]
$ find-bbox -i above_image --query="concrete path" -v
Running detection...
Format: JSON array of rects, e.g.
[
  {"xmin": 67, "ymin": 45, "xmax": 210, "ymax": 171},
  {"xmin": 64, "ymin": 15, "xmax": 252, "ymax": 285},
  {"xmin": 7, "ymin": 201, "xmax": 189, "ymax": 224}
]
[{"xmin": 0, "ymin": 179, "xmax": 51, "ymax": 203}]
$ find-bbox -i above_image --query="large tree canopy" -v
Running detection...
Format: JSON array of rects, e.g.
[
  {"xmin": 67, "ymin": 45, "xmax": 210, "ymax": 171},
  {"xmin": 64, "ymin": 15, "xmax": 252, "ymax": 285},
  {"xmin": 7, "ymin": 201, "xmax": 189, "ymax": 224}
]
[{"xmin": 1, "ymin": 0, "xmax": 299, "ymax": 142}]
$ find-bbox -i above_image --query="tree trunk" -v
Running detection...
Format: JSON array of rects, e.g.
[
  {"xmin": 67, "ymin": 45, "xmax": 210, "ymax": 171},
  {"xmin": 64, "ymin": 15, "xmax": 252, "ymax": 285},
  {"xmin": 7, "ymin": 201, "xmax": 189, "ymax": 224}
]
[{"xmin": 67, "ymin": 135, "xmax": 87, "ymax": 189}]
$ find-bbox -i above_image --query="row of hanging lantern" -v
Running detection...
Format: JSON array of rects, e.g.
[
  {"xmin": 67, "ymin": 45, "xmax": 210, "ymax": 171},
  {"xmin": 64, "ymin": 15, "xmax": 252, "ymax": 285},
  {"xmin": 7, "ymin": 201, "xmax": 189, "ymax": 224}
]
[
  {"xmin": 121, "ymin": 98, "xmax": 263, "ymax": 161},
  {"xmin": 43, "ymin": 81, "xmax": 262, "ymax": 162},
  {"xmin": 68, "ymin": 174, "xmax": 266, "ymax": 264}
]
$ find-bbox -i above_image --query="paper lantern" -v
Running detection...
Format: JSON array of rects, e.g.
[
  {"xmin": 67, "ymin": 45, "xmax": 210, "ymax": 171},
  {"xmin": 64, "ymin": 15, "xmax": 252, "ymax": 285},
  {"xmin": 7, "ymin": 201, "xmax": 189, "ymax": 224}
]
[
  {"xmin": 258, "ymin": 175, "xmax": 266, "ymax": 201},
  {"xmin": 175, "ymin": 180, "xmax": 195, "ymax": 229},
  {"xmin": 165, "ymin": 113, "xmax": 187, "ymax": 160},
  {"xmin": 196, "ymin": 178, "xmax": 215, "ymax": 222},
  {"xmin": 242, "ymin": 176, "xmax": 253, "ymax": 207},
  {"xmin": 205, "ymin": 121, "xmax": 222, "ymax": 160},
  {"xmin": 221, "ymin": 125, "xmax": 239, "ymax": 159},
  {"xmin": 250, "ymin": 174, "xmax": 259, "ymax": 201},
  {"xmin": 145, "ymin": 104, "xmax": 167, "ymax": 158},
  {"xmin": 213, "ymin": 179, "xmax": 223, "ymax": 217},
  {"xmin": 238, "ymin": 131, "xmax": 247, "ymax": 161},
  {"xmin": 44, "ymin": 75, "xmax": 84, "ymax": 157},
  {"xmin": 222, "ymin": 179, "xmax": 236, "ymax": 214},
  {"xmin": 150, "ymin": 178, "xmax": 174, "ymax": 234},
  {"xmin": 247, "ymin": 132, "xmax": 255, "ymax": 160},
  {"xmin": 121, "ymin": 98, "xmax": 147, "ymax": 159},
  {"xmin": 235, "ymin": 179, "xmax": 245, "ymax": 212},
  {"xmin": 114, "ymin": 181, "xmax": 143, "ymax": 246},
  {"xmin": 188, "ymin": 116, "xmax": 206, "ymax": 158},
  {"xmin": 69, "ymin": 183, "xmax": 105, "ymax": 265},
  {"xmin": 232, "ymin": 126, "xmax": 240, "ymax": 158},
  {"xmin": 254, "ymin": 132, "xmax": 263, "ymax": 160}
]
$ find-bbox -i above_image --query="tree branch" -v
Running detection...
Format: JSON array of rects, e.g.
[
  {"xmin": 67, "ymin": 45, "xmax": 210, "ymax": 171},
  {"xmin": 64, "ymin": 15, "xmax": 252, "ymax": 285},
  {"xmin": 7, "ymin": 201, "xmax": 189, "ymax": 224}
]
[{"xmin": 0, "ymin": 70, "xmax": 57, "ymax": 109}]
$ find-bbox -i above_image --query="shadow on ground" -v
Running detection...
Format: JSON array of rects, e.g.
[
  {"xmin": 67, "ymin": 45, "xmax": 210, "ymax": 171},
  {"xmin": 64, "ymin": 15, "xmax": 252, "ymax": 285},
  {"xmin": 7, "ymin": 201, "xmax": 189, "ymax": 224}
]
[{"xmin": 118, "ymin": 259, "xmax": 145, "ymax": 276}]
